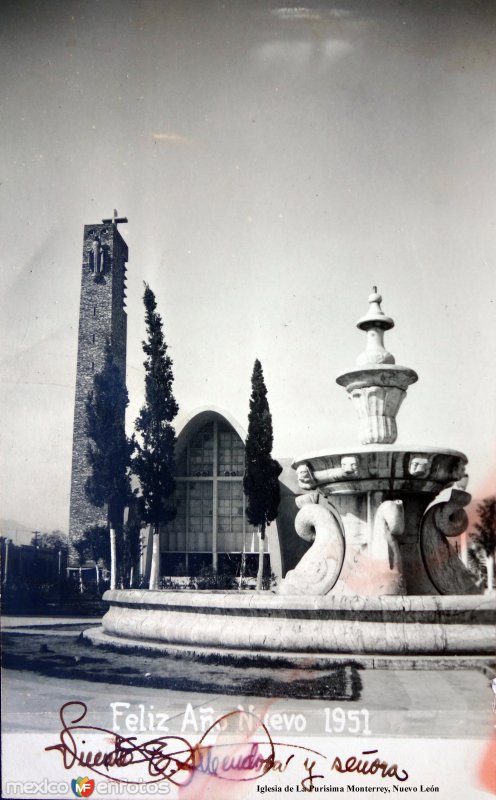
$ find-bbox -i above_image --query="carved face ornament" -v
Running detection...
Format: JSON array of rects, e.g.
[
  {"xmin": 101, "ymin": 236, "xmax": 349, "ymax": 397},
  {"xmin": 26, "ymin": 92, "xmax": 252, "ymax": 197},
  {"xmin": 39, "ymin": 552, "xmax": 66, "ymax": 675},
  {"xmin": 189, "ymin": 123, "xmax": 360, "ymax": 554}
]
[
  {"xmin": 340, "ymin": 456, "xmax": 358, "ymax": 476},
  {"xmin": 409, "ymin": 456, "xmax": 430, "ymax": 478},
  {"xmin": 296, "ymin": 463, "xmax": 316, "ymax": 488}
]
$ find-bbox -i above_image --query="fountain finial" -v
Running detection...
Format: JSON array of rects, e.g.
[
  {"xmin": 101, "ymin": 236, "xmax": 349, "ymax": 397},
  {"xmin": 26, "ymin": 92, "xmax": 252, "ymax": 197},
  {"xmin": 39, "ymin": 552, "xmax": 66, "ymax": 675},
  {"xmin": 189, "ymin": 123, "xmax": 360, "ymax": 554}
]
[
  {"xmin": 356, "ymin": 287, "xmax": 395, "ymax": 367},
  {"xmin": 356, "ymin": 286, "xmax": 395, "ymax": 333}
]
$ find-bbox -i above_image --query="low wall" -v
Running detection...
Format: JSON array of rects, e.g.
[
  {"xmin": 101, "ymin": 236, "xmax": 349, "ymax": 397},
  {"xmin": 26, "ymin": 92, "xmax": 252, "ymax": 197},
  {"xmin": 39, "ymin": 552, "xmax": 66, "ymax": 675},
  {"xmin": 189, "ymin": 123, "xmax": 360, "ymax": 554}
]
[{"xmin": 101, "ymin": 590, "xmax": 495, "ymax": 656}]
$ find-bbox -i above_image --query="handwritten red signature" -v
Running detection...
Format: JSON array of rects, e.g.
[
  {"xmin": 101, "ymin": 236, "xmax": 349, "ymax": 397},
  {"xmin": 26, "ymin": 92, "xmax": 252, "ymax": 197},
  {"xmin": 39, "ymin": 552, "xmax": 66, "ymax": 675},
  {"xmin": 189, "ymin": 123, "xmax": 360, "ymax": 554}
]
[{"xmin": 45, "ymin": 701, "xmax": 409, "ymax": 790}]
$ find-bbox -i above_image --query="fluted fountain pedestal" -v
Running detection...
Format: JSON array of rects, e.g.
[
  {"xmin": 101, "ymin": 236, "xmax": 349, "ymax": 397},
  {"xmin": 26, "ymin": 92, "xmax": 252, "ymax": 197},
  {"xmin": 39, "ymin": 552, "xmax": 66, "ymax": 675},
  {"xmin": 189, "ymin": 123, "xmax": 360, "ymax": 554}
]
[{"xmin": 336, "ymin": 366, "xmax": 418, "ymax": 444}]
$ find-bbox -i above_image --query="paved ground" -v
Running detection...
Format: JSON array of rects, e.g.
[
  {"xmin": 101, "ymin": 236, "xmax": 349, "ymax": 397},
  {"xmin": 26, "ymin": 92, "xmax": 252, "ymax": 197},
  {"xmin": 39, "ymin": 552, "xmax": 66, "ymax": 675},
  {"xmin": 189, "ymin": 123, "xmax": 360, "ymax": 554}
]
[
  {"xmin": 1, "ymin": 617, "xmax": 494, "ymax": 740},
  {"xmin": 2, "ymin": 615, "xmax": 103, "ymax": 628},
  {"xmin": 3, "ymin": 660, "xmax": 494, "ymax": 740}
]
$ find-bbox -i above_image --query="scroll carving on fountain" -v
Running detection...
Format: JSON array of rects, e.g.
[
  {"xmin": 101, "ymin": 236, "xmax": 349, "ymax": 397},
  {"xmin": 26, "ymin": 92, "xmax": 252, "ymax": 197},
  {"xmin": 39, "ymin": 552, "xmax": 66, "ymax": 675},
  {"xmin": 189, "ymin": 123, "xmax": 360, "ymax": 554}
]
[
  {"xmin": 279, "ymin": 287, "xmax": 481, "ymax": 598},
  {"xmin": 420, "ymin": 486, "xmax": 479, "ymax": 595},
  {"xmin": 278, "ymin": 500, "xmax": 345, "ymax": 596}
]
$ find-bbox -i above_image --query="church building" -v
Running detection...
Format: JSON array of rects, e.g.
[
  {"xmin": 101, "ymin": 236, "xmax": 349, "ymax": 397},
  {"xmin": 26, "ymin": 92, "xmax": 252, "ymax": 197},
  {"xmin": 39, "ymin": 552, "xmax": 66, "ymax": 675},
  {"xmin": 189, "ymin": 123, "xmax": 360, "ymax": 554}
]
[
  {"xmin": 157, "ymin": 407, "xmax": 262, "ymax": 578},
  {"xmin": 69, "ymin": 217, "xmax": 300, "ymax": 583}
]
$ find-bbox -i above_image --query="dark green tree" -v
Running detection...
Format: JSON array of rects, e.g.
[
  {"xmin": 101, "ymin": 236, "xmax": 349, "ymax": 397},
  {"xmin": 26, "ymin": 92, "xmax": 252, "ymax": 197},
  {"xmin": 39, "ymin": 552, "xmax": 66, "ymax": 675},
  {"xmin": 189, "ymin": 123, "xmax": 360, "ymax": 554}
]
[
  {"xmin": 467, "ymin": 542, "xmax": 485, "ymax": 585},
  {"xmin": 133, "ymin": 284, "xmax": 178, "ymax": 590},
  {"xmin": 31, "ymin": 531, "xmax": 68, "ymax": 551},
  {"xmin": 85, "ymin": 344, "xmax": 134, "ymax": 589},
  {"xmin": 122, "ymin": 501, "xmax": 145, "ymax": 588},
  {"xmin": 74, "ymin": 525, "xmax": 111, "ymax": 565},
  {"xmin": 243, "ymin": 359, "xmax": 282, "ymax": 591},
  {"xmin": 74, "ymin": 525, "xmax": 111, "ymax": 592},
  {"xmin": 470, "ymin": 496, "xmax": 496, "ymax": 591}
]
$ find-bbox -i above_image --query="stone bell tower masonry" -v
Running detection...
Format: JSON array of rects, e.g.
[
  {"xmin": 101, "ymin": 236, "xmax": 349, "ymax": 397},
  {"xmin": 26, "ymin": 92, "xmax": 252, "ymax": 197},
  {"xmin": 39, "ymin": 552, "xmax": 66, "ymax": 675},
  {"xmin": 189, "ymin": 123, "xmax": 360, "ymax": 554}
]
[{"xmin": 68, "ymin": 212, "xmax": 129, "ymax": 565}]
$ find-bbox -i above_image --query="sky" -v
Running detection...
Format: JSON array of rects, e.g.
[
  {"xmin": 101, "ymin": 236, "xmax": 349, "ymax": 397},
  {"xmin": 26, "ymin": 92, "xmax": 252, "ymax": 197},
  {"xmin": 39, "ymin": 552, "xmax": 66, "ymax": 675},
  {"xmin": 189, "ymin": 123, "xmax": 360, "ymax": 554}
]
[{"xmin": 1, "ymin": 0, "xmax": 495, "ymax": 533}]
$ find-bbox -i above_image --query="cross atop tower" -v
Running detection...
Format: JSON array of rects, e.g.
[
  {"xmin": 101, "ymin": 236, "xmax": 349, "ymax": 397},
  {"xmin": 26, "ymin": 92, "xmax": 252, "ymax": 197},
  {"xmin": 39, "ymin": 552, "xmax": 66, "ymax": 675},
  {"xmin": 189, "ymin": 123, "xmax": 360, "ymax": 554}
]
[{"xmin": 102, "ymin": 209, "xmax": 128, "ymax": 227}]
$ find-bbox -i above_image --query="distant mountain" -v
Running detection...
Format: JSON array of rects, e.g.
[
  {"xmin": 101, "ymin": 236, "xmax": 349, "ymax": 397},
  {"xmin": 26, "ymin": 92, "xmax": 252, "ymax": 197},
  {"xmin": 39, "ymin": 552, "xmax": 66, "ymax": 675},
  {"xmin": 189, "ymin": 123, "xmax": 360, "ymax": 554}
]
[
  {"xmin": 0, "ymin": 518, "xmax": 31, "ymax": 533},
  {"xmin": 0, "ymin": 519, "xmax": 67, "ymax": 546}
]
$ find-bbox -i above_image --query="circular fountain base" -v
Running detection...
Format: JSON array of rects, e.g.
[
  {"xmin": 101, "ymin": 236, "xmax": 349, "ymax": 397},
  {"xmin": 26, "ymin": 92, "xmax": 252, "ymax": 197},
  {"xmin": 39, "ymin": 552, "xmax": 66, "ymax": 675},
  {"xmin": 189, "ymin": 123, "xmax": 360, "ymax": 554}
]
[{"xmin": 91, "ymin": 590, "xmax": 495, "ymax": 661}]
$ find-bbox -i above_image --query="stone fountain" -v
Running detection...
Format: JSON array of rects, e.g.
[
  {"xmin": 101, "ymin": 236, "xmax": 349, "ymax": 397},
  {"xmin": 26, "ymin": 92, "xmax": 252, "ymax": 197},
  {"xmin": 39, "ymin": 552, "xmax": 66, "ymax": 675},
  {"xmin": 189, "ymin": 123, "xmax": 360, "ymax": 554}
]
[
  {"xmin": 89, "ymin": 289, "xmax": 494, "ymax": 663},
  {"xmin": 280, "ymin": 287, "xmax": 479, "ymax": 600}
]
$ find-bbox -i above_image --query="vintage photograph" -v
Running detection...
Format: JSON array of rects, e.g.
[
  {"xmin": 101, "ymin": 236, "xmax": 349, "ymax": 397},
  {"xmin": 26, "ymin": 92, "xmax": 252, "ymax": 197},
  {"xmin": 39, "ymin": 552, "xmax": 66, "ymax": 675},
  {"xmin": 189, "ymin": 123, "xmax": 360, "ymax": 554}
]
[{"xmin": 1, "ymin": 1, "xmax": 495, "ymax": 798}]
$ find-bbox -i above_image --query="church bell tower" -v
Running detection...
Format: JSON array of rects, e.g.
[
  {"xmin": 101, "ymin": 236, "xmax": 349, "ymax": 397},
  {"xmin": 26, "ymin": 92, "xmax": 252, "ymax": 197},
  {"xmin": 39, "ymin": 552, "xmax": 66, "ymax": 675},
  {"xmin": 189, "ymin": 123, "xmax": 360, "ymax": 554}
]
[{"xmin": 68, "ymin": 212, "xmax": 129, "ymax": 565}]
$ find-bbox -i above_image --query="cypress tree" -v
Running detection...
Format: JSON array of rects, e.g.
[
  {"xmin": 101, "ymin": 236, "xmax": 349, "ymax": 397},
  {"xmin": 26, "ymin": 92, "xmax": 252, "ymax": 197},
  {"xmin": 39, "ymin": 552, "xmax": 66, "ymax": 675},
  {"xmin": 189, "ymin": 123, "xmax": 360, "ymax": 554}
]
[
  {"xmin": 243, "ymin": 359, "xmax": 282, "ymax": 590},
  {"xmin": 133, "ymin": 284, "xmax": 178, "ymax": 590},
  {"xmin": 122, "ymin": 501, "xmax": 144, "ymax": 588},
  {"xmin": 85, "ymin": 344, "xmax": 134, "ymax": 589}
]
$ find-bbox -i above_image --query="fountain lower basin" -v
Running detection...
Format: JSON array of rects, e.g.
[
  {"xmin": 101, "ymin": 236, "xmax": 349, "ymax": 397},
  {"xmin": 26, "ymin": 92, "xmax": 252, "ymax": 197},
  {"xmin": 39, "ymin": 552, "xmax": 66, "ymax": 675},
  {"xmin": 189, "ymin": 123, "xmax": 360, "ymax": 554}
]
[{"xmin": 91, "ymin": 590, "xmax": 495, "ymax": 658}]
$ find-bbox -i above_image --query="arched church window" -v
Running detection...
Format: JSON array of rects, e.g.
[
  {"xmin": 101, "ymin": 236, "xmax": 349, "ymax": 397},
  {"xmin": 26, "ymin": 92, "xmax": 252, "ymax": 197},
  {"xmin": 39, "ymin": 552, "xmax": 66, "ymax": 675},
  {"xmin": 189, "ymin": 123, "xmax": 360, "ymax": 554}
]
[
  {"xmin": 161, "ymin": 412, "xmax": 264, "ymax": 578},
  {"xmin": 218, "ymin": 425, "xmax": 245, "ymax": 476},
  {"xmin": 187, "ymin": 424, "xmax": 214, "ymax": 476},
  {"xmin": 218, "ymin": 481, "xmax": 244, "ymax": 553}
]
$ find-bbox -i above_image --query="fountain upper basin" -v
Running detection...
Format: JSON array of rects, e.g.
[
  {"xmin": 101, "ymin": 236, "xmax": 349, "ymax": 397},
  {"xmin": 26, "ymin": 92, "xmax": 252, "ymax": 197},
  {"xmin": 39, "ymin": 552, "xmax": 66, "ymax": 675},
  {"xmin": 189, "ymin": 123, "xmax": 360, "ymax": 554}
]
[{"xmin": 292, "ymin": 445, "xmax": 467, "ymax": 496}]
